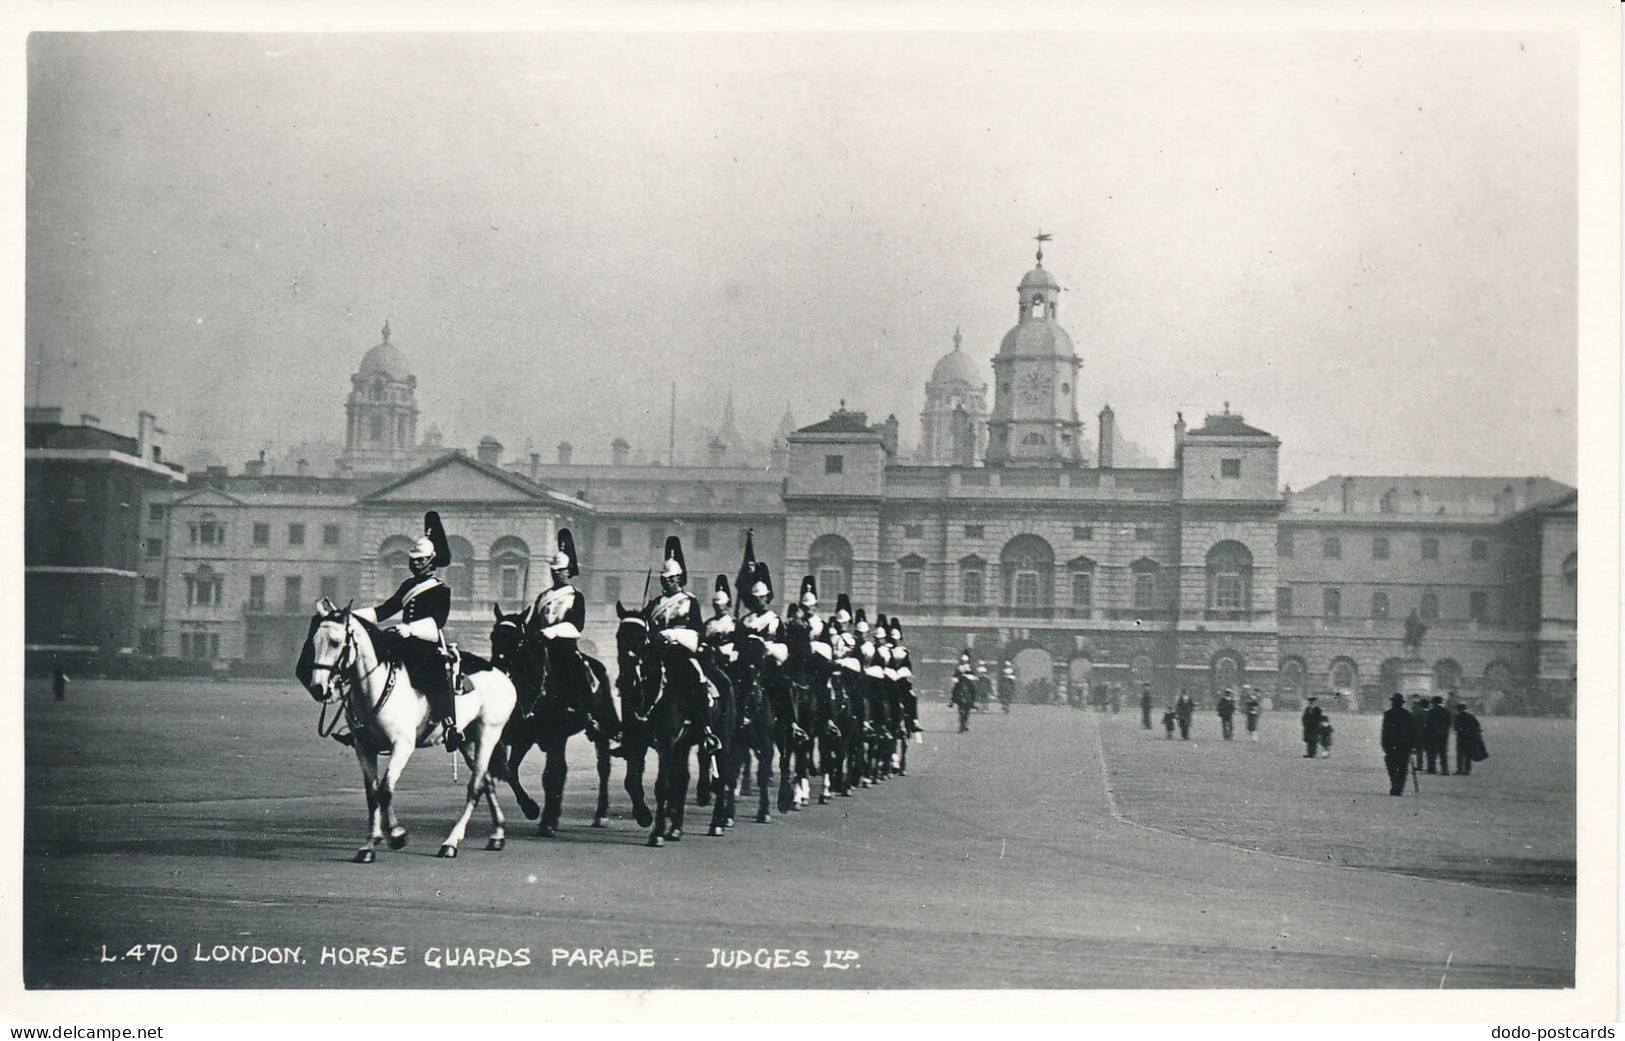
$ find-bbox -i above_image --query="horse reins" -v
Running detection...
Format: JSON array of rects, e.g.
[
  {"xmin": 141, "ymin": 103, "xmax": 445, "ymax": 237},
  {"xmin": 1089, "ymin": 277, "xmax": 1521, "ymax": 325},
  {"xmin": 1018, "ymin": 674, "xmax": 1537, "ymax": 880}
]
[{"xmin": 312, "ymin": 617, "xmax": 400, "ymax": 743}]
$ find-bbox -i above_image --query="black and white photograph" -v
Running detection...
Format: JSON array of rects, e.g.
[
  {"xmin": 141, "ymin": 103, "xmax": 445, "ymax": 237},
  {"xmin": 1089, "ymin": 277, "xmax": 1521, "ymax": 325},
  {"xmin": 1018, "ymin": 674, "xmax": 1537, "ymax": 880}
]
[{"xmin": 8, "ymin": 0, "xmax": 1619, "ymax": 1026}]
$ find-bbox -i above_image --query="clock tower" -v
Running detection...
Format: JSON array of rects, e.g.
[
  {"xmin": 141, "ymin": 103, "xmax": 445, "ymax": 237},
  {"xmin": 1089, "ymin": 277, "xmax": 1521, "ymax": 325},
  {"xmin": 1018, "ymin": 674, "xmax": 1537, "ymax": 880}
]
[{"xmin": 985, "ymin": 235, "xmax": 1084, "ymax": 466}]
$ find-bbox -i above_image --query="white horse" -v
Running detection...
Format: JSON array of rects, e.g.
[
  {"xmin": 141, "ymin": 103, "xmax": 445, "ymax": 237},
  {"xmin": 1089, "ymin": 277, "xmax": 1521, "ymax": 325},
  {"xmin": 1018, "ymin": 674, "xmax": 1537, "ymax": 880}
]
[{"xmin": 298, "ymin": 600, "xmax": 518, "ymax": 862}]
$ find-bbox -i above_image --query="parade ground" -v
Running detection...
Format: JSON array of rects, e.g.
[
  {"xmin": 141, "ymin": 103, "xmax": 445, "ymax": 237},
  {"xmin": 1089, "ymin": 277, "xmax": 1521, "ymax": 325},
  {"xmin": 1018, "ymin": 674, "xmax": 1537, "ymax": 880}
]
[{"xmin": 21, "ymin": 678, "xmax": 1575, "ymax": 994}]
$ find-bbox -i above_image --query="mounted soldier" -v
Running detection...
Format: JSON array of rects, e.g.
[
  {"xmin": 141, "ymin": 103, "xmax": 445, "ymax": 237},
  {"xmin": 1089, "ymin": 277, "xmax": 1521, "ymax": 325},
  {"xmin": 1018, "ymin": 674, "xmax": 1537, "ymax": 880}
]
[
  {"xmin": 526, "ymin": 528, "xmax": 621, "ymax": 751},
  {"xmin": 354, "ymin": 511, "xmax": 462, "ymax": 750},
  {"xmin": 888, "ymin": 617, "xmax": 919, "ymax": 738},
  {"xmin": 643, "ymin": 535, "xmax": 719, "ymax": 753}
]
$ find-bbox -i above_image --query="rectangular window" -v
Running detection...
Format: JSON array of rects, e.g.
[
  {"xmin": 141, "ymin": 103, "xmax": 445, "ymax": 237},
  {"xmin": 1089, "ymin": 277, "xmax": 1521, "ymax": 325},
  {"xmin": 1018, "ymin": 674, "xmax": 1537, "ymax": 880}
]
[
  {"xmin": 283, "ymin": 576, "xmax": 302, "ymax": 613},
  {"xmin": 323, "ymin": 524, "xmax": 342, "ymax": 547},
  {"xmin": 606, "ymin": 527, "xmax": 623, "ymax": 548},
  {"xmin": 1276, "ymin": 587, "xmax": 1292, "ymax": 617},
  {"xmin": 1371, "ymin": 591, "xmax": 1389, "ymax": 619},
  {"xmin": 1133, "ymin": 573, "xmax": 1156, "ymax": 610},
  {"xmin": 288, "ymin": 523, "xmax": 306, "ymax": 547},
  {"xmin": 1220, "ymin": 458, "xmax": 1242, "ymax": 478},
  {"xmin": 139, "ymin": 628, "xmax": 160, "ymax": 656},
  {"xmin": 1471, "ymin": 539, "xmax": 1489, "ymax": 561},
  {"xmin": 1470, "ymin": 591, "xmax": 1490, "ymax": 622},
  {"xmin": 1214, "ymin": 575, "xmax": 1243, "ymax": 610},
  {"xmin": 604, "ymin": 576, "xmax": 622, "ymax": 602},
  {"xmin": 1014, "ymin": 572, "xmax": 1039, "ymax": 608},
  {"xmin": 962, "ymin": 570, "xmax": 984, "ymax": 605},
  {"xmin": 320, "ymin": 576, "xmax": 339, "ymax": 601},
  {"xmin": 964, "ymin": 525, "xmax": 984, "ymax": 539},
  {"xmin": 824, "ymin": 454, "xmax": 844, "ymax": 474},
  {"xmin": 1323, "ymin": 536, "xmax": 1341, "ymax": 559},
  {"xmin": 1073, "ymin": 526, "xmax": 1093, "ymax": 541},
  {"xmin": 1278, "ymin": 530, "xmax": 1294, "ymax": 558},
  {"xmin": 1071, "ymin": 571, "xmax": 1093, "ymax": 608},
  {"xmin": 694, "ymin": 527, "xmax": 711, "ymax": 550},
  {"xmin": 500, "ymin": 567, "xmax": 520, "ymax": 601},
  {"xmin": 248, "ymin": 575, "xmax": 266, "ymax": 613},
  {"xmin": 198, "ymin": 520, "xmax": 222, "ymax": 545},
  {"xmin": 1135, "ymin": 527, "xmax": 1155, "ymax": 541},
  {"xmin": 1323, "ymin": 588, "xmax": 1341, "ymax": 619},
  {"xmin": 1420, "ymin": 591, "xmax": 1440, "ymax": 619},
  {"xmin": 143, "ymin": 578, "xmax": 161, "ymax": 604},
  {"xmin": 146, "ymin": 538, "xmax": 163, "ymax": 559},
  {"xmin": 253, "ymin": 523, "xmax": 270, "ymax": 546},
  {"xmin": 904, "ymin": 524, "xmax": 924, "ymax": 539},
  {"xmin": 148, "ymin": 503, "xmax": 165, "ymax": 523},
  {"xmin": 1421, "ymin": 537, "xmax": 1439, "ymax": 561},
  {"xmin": 1372, "ymin": 536, "xmax": 1390, "ymax": 560},
  {"xmin": 902, "ymin": 571, "xmax": 922, "ymax": 603}
]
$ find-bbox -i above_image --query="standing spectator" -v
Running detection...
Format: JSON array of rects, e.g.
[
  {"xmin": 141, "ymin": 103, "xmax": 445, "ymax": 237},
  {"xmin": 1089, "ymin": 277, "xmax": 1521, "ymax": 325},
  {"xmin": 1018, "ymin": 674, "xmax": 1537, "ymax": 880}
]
[
  {"xmin": 1301, "ymin": 696, "xmax": 1324, "ymax": 758},
  {"xmin": 1408, "ymin": 696, "xmax": 1429, "ymax": 772},
  {"xmin": 1453, "ymin": 703, "xmax": 1486, "ymax": 775},
  {"xmin": 1318, "ymin": 715, "xmax": 1334, "ymax": 758},
  {"xmin": 1216, "ymin": 689, "xmax": 1236, "ymax": 740},
  {"xmin": 1162, "ymin": 704, "xmax": 1177, "ymax": 739},
  {"xmin": 1424, "ymin": 696, "xmax": 1453, "ymax": 775},
  {"xmin": 1244, "ymin": 689, "xmax": 1262, "ymax": 742},
  {"xmin": 998, "ymin": 662, "xmax": 1015, "ymax": 714},
  {"xmin": 975, "ymin": 662, "xmax": 992, "ymax": 712},
  {"xmin": 1381, "ymin": 692, "xmax": 1417, "ymax": 796},
  {"xmin": 950, "ymin": 652, "xmax": 978, "ymax": 733},
  {"xmin": 51, "ymin": 664, "xmax": 68, "ymax": 702},
  {"xmin": 1140, "ymin": 683, "xmax": 1154, "ymax": 730},
  {"xmin": 1174, "ymin": 690, "xmax": 1195, "ymax": 741}
]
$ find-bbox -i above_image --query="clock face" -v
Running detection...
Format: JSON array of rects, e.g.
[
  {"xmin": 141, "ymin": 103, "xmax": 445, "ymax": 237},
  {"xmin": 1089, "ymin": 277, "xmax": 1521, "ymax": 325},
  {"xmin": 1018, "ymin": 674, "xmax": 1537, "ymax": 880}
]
[{"xmin": 1020, "ymin": 371, "xmax": 1053, "ymax": 405}]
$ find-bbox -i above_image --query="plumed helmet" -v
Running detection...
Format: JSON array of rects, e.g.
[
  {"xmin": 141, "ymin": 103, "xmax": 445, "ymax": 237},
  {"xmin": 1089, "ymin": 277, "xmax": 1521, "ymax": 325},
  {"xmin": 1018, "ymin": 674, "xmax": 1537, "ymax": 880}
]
[
  {"xmin": 960, "ymin": 648, "xmax": 972, "ymax": 660},
  {"xmin": 661, "ymin": 535, "xmax": 686, "ymax": 581},
  {"xmin": 411, "ymin": 511, "xmax": 451, "ymax": 568},
  {"xmin": 749, "ymin": 562, "xmax": 773, "ymax": 603},
  {"xmin": 889, "ymin": 618, "xmax": 903, "ymax": 639},
  {"xmin": 712, "ymin": 574, "xmax": 731, "ymax": 608},
  {"xmin": 800, "ymin": 575, "xmax": 817, "ymax": 608},
  {"xmin": 835, "ymin": 593, "xmax": 852, "ymax": 621},
  {"xmin": 854, "ymin": 608, "xmax": 870, "ymax": 633},
  {"xmin": 875, "ymin": 613, "xmax": 889, "ymax": 633},
  {"xmin": 552, "ymin": 528, "xmax": 579, "ymax": 577},
  {"xmin": 736, "ymin": 529, "xmax": 758, "ymax": 603}
]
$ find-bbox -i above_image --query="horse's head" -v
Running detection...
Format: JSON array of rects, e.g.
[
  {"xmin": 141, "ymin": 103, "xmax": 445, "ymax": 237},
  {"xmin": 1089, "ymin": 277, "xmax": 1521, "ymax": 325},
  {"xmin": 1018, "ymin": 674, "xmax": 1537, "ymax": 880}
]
[
  {"xmin": 489, "ymin": 601, "xmax": 529, "ymax": 670},
  {"xmin": 296, "ymin": 599, "xmax": 352, "ymax": 703}
]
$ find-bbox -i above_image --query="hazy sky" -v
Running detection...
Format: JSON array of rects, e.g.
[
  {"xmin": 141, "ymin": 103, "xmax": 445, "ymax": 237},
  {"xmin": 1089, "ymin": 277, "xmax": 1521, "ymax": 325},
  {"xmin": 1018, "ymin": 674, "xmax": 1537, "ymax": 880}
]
[{"xmin": 26, "ymin": 30, "xmax": 1579, "ymax": 487}]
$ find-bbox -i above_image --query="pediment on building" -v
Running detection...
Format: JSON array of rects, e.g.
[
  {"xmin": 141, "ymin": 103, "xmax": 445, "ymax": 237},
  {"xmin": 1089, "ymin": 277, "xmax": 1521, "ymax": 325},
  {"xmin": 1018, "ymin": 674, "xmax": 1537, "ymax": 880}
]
[
  {"xmin": 170, "ymin": 487, "xmax": 247, "ymax": 508},
  {"xmin": 362, "ymin": 452, "xmax": 550, "ymax": 505}
]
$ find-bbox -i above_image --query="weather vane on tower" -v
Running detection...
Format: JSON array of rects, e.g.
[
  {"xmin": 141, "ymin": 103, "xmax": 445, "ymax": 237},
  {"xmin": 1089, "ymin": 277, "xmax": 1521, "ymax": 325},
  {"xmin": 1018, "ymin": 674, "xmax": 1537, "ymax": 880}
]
[{"xmin": 1035, "ymin": 230, "xmax": 1052, "ymax": 265}]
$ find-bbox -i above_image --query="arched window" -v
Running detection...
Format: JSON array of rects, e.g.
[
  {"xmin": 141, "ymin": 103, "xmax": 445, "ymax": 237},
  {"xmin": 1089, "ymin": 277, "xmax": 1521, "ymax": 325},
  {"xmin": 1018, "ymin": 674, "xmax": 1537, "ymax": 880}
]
[
  {"xmin": 1433, "ymin": 658, "xmax": 1462, "ymax": 693},
  {"xmin": 1001, "ymin": 535, "xmax": 1054, "ymax": 615},
  {"xmin": 490, "ymin": 535, "xmax": 531, "ymax": 610},
  {"xmin": 1419, "ymin": 590, "xmax": 1440, "ymax": 620},
  {"xmin": 1211, "ymin": 651, "xmax": 1243, "ymax": 695},
  {"xmin": 1205, "ymin": 541, "xmax": 1253, "ymax": 614},
  {"xmin": 1130, "ymin": 558, "xmax": 1162, "ymax": 611},
  {"xmin": 444, "ymin": 535, "xmax": 476, "ymax": 609},
  {"xmin": 897, "ymin": 554, "xmax": 926, "ymax": 604},
  {"xmin": 959, "ymin": 554, "xmax": 986, "ymax": 606},
  {"xmin": 1279, "ymin": 657, "xmax": 1308, "ymax": 701},
  {"xmin": 809, "ymin": 534, "xmax": 854, "ymax": 600},
  {"xmin": 1329, "ymin": 657, "xmax": 1358, "ymax": 695},
  {"xmin": 1031, "ymin": 295, "xmax": 1046, "ymax": 319},
  {"xmin": 378, "ymin": 535, "xmax": 415, "ymax": 578}
]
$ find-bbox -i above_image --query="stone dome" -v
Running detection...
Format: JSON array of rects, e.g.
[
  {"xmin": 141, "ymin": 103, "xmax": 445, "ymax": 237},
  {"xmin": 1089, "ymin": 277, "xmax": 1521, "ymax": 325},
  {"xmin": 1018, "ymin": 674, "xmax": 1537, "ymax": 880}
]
[
  {"xmin": 998, "ymin": 320, "xmax": 1075, "ymax": 358},
  {"xmin": 1018, "ymin": 264, "xmax": 1060, "ymax": 291},
  {"xmin": 357, "ymin": 322, "xmax": 411, "ymax": 380},
  {"xmin": 930, "ymin": 345, "xmax": 982, "ymax": 386}
]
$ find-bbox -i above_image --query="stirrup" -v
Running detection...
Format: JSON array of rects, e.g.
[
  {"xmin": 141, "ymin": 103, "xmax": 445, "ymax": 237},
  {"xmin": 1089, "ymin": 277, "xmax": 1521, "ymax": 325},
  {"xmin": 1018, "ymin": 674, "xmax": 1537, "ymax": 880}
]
[
  {"xmin": 332, "ymin": 731, "xmax": 355, "ymax": 747},
  {"xmin": 442, "ymin": 722, "xmax": 463, "ymax": 752}
]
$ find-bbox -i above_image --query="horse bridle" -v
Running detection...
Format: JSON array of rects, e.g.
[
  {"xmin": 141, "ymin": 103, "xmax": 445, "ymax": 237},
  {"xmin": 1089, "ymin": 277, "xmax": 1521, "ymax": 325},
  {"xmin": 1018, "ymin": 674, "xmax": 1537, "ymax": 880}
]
[
  {"xmin": 311, "ymin": 614, "xmax": 398, "ymax": 739},
  {"xmin": 308, "ymin": 615, "xmax": 357, "ymax": 705}
]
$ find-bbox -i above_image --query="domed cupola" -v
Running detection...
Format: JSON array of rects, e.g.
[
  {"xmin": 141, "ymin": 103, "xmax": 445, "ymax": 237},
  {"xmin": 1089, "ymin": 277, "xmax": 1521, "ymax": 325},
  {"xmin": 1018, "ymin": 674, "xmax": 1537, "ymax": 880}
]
[
  {"xmin": 341, "ymin": 320, "xmax": 423, "ymax": 474},
  {"xmin": 986, "ymin": 234, "xmax": 1084, "ymax": 467},
  {"xmin": 919, "ymin": 328, "xmax": 989, "ymax": 466}
]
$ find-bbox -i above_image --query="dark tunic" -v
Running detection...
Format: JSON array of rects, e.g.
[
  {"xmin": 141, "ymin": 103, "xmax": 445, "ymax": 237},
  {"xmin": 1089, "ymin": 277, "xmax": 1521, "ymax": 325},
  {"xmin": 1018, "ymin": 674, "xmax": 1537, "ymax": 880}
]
[{"xmin": 371, "ymin": 576, "xmax": 453, "ymax": 713}]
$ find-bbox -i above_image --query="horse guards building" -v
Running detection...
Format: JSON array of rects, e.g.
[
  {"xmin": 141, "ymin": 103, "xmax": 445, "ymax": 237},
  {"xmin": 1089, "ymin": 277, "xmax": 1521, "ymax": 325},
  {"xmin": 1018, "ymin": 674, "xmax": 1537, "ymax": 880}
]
[{"xmin": 26, "ymin": 248, "xmax": 1577, "ymax": 715}]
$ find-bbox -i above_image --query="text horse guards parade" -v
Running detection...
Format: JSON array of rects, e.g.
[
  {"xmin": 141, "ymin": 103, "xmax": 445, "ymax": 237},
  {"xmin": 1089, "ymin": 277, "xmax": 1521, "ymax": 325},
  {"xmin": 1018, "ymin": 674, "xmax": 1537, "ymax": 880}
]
[{"xmin": 297, "ymin": 513, "xmax": 921, "ymax": 859}]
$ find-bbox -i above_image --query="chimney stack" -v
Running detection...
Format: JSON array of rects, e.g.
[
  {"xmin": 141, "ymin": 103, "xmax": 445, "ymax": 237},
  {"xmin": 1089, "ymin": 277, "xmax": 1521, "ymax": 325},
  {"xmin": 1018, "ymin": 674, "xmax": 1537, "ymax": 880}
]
[
  {"xmin": 1098, "ymin": 405, "xmax": 1115, "ymax": 469},
  {"xmin": 1341, "ymin": 476, "xmax": 1356, "ymax": 514},
  {"xmin": 611, "ymin": 438, "xmax": 630, "ymax": 467},
  {"xmin": 707, "ymin": 438, "xmax": 726, "ymax": 466},
  {"xmin": 477, "ymin": 437, "xmax": 503, "ymax": 467},
  {"xmin": 244, "ymin": 450, "xmax": 266, "ymax": 477},
  {"xmin": 530, "ymin": 451, "xmax": 542, "ymax": 481},
  {"xmin": 557, "ymin": 441, "xmax": 573, "ymax": 466}
]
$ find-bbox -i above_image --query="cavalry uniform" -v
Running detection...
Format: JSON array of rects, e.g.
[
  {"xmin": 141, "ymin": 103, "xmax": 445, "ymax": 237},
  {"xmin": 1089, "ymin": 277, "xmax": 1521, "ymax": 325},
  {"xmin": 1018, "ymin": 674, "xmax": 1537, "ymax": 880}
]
[
  {"xmin": 356, "ymin": 511, "xmax": 459, "ymax": 749},
  {"xmin": 644, "ymin": 536, "xmax": 715, "ymax": 748},
  {"xmin": 951, "ymin": 653, "xmax": 977, "ymax": 732},
  {"xmin": 702, "ymin": 575, "xmax": 739, "ymax": 665},
  {"xmin": 530, "ymin": 528, "xmax": 619, "ymax": 742},
  {"xmin": 888, "ymin": 621, "xmax": 918, "ymax": 736}
]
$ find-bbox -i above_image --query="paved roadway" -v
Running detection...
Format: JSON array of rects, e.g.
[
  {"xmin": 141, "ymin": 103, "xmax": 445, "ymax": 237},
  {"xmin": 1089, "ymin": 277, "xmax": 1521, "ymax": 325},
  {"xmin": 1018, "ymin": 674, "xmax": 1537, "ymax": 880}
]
[{"xmin": 22, "ymin": 680, "xmax": 1572, "ymax": 992}]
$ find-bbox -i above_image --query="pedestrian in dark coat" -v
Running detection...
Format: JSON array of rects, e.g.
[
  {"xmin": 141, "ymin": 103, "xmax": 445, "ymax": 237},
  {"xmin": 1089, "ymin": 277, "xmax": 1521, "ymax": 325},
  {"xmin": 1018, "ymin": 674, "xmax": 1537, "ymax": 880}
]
[
  {"xmin": 1175, "ymin": 691, "xmax": 1195, "ymax": 740},
  {"xmin": 1162, "ymin": 705, "xmax": 1177, "ymax": 739},
  {"xmin": 1381, "ymin": 692, "xmax": 1418, "ymax": 796},
  {"xmin": 1424, "ymin": 696, "xmax": 1453, "ymax": 774},
  {"xmin": 1244, "ymin": 691, "xmax": 1262, "ymax": 742},
  {"xmin": 51, "ymin": 665, "xmax": 67, "ymax": 702},
  {"xmin": 1408, "ymin": 696, "xmax": 1429, "ymax": 771},
  {"xmin": 1300, "ymin": 696, "xmax": 1324, "ymax": 758},
  {"xmin": 1453, "ymin": 703, "xmax": 1486, "ymax": 775},
  {"xmin": 1216, "ymin": 689, "xmax": 1236, "ymax": 740}
]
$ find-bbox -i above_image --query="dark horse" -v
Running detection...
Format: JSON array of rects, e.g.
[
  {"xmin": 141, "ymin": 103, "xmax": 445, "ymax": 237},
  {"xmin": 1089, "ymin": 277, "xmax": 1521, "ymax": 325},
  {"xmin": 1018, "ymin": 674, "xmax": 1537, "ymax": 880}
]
[
  {"xmin": 729, "ymin": 631, "xmax": 784, "ymax": 823},
  {"xmin": 486, "ymin": 605, "xmax": 645, "ymax": 835},
  {"xmin": 614, "ymin": 603, "xmax": 735, "ymax": 844}
]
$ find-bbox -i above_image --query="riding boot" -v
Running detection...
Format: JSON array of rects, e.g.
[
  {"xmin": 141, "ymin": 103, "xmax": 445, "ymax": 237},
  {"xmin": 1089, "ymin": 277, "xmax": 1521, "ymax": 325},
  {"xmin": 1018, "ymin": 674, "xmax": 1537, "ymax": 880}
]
[{"xmin": 441, "ymin": 716, "xmax": 463, "ymax": 752}]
